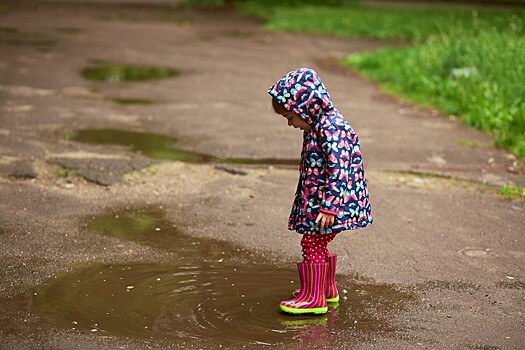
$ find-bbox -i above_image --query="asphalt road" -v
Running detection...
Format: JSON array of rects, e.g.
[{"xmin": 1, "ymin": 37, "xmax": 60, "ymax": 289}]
[{"xmin": 0, "ymin": 1, "xmax": 523, "ymax": 349}]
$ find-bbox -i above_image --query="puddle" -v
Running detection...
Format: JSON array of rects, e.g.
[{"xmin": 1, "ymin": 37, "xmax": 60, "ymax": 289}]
[
  {"xmin": 55, "ymin": 27, "xmax": 82, "ymax": 34},
  {"xmin": 81, "ymin": 62, "xmax": 179, "ymax": 82},
  {"xmin": 0, "ymin": 27, "xmax": 17, "ymax": 34},
  {"xmin": 0, "ymin": 29, "xmax": 56, "ymax": 52},
  {"xmin": 108, "ymin": 97, "xmax": 156, "ymax": 105},
  {"xmin": 0, "ymin": 4, "xmax": 9, "ymax": 15},
  {"xmin": 71, "ymin": 128, "xmax": 299, "ymax": 166},
  {"xmin": 32, "ymin": 207, "xmax": 415, "ymax": 347},
  {"xmin": 4, "ymin": 38, "xmax": 56, "ymax": 52}
]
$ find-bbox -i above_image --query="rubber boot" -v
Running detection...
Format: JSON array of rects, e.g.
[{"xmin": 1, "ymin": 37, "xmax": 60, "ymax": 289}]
[
  {"xmin": 293, "ymin": 254, "xmax": 339, "ymax": 303},
  {"xmin": 292, "ymin": 261, "xmax": 307, "ymax": 300},
  {"xmin": 325, "ymin": 253, "xmax": 340, "ymax": 303},
  {"xmin": 280, "ymin": 262, "xmax": 328, "ymax": 315}
]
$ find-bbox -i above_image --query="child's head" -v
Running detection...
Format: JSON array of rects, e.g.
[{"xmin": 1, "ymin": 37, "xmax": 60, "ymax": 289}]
[
  {"xmin": 267, "ymin": 68, "xmax": 334, "ymax": 133},
  {"xmin": 272, "ymin": 98, "xmax": 312, "ymax": 133}
]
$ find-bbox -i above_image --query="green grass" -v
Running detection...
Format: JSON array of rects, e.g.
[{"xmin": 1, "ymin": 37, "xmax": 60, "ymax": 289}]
[
  {"xmin": 499, "ymin": 185, "xmax": 525, "ymax": 201},
  {"xmin": 455, "ymin": 140, "xmax": 483, "ymax": 148},
  {"xmin": 237, "ymin": 1, "xmax": 525, "ymax": 160},
  {"xmin": 239, "ymin": 3, "xmax": 519, "ymax": 41},
  {"xmin": 344, "ymin": 21, "xmax": 525, "ymax": 158}
]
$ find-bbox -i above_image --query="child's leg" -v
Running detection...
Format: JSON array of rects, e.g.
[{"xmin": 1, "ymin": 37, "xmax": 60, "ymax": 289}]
[
  {"xmin": 292, "ymin": 233, "xmax": 339, "ymax": 304},
  {"xmin": 301, "ymin": 233, "xmax": 337, "ymax": 263}
]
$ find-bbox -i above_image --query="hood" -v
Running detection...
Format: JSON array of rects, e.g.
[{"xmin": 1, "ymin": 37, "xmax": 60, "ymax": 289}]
[{"xmin": 267, "ymin": 68, "xmax": 334, "ymax": 126}]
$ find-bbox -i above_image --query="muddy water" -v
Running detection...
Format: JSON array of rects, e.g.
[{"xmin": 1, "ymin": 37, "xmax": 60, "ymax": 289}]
[
  {"xmin": 32, "ymin": 208, "xmax": 414, "ymax": 346},
  {"xmin": 109, "ymin": 97, "xmax": 156, "ymax": 105},
  {"xmin": 81, "ymin": 62, "xmax": 180, "ymax": 82},
  {"xmin": 71, "ymin": 128, "xmax": 299, "ymax": 166}
]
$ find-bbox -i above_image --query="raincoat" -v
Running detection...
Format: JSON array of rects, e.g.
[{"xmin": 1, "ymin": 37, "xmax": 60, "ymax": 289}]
[{"xmin": 268, "ymin": 68, "xmax": 373, "ymax": 234}]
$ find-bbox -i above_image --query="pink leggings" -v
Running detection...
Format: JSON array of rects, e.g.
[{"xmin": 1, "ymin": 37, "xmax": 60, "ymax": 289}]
[{"xmin": 301, "ymin": 233, "xmax": 337, "ymax": 263}]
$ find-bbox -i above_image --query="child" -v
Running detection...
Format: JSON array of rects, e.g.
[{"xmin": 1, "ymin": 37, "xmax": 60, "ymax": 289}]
[{"xmin": 267, "ymin": 68, "xmax": 373, "ymax": 315}]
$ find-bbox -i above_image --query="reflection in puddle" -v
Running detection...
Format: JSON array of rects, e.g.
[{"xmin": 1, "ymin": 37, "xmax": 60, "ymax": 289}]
[
  {"xmin": 72, "ymin": 128, "xmax": 299, "ymax": 166},
  {"xmin": 33, "ymin": 208, "xmax": 414, "ymax": 346}
]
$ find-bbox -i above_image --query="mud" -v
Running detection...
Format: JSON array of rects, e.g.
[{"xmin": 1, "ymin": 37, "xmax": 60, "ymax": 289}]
[{"xmin": 32, "ymin": 207, "xmax": 414, "ymax": 347}]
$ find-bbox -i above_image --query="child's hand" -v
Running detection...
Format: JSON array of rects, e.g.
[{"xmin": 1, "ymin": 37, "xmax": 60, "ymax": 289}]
[{"xmin": 316, "ymin": 212, "xmax": 335, "ymax": 230}]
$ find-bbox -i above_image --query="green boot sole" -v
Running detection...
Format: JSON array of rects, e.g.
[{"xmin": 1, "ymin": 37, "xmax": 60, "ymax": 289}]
[
  {"xmin": 326, "ymin": 295, "xmax": 339, "ymax": 303},
  {"xmin": 279, "ymin": 304, "xmax": 328, "ymax": 315}
]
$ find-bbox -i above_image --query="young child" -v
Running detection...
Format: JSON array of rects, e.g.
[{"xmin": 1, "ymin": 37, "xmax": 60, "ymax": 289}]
[{"xmin": 267, "ymin": 68, "xmax": 373, "ymax": 315}]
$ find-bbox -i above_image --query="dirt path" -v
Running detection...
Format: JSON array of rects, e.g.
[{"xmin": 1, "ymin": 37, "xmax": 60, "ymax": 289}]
[{"xmin": 0, "ymin": 1, "xmax": 524, "ymax": 349}]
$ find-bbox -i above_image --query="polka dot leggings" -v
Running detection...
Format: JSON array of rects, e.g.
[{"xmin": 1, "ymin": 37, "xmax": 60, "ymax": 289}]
[{"xmin": 301, "ymin": 233, "xmax": 337, "ymax": 263}]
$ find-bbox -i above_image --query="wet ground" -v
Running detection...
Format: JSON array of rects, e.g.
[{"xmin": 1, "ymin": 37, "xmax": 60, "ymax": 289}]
[
  {"xmin": 31, "ymin": 207, "xmax": 414, "ymax": 347},
  {"xmin": 0, "ymin": 1, "xmax": 524, "ymax": 349}
]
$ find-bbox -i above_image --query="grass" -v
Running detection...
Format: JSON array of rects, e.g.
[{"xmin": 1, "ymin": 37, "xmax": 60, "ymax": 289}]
[
  {"xmin": 455, "ymin": 140, "xmax": 483, "ymax": 148},
  {"xmin": 499, "ymin": 185, "xmax": 525, "ymax": 201},
  {"xmin": 236, "ymin": 1, "xmax": 525, "ymax": 160},
  {"xmin": 62, "ymin": 128, "xmax": 72, "ymax": 140},
  {"xmin": 240, "ymin": 4, "xmax": 518, "ymax": 41},
  {"xmin": 344, "ymin": 19, "xmax": 525, "ymax": 159}
]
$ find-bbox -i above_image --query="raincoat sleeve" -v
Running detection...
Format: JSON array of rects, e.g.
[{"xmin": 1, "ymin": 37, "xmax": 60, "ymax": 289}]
[{"xmin": 318, "ymin": 124, "xmax": 352, "ymax": 216}]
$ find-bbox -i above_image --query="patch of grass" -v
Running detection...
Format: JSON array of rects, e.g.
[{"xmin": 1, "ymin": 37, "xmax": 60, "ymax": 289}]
[
  {"xmin": 81, "ymin": 62, "xmax": 180, "ymax": 82},
  {"xmin": 344, "ymin": 21, "xmax": 525, "ymax": 158},
  {"xmin": 499, "ymin": 185, "xmax": 525, "ymax": 201},
  {"xmin": 239, "ymin": 3, "xmax": 517, "ymax": 41},
  {"xmin": 455, "ymin": 140, "xmax": 482, "ymax": 148},
  {"xmin": 237, "ymin": 1, "xmax": 525, "ymax": 160},
  {"xmin": 55, "ymin": 165, "xmax": 79, "ymax": 178},
  {"xmin": 146, "ymin": 164, "xmax": 160, "ymax": 175},
  {"xmin": 62, "ymin": 128, "xmax": 72, "ymax": 140}
]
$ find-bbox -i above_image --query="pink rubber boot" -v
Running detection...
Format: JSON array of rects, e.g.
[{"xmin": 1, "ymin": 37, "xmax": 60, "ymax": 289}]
[
  {"xmin": 293, "ymin": 253, "xmax": 339, "ymax": 303},
  {"xmin": 325, "ymin": 253, "xmax": 339, "ymax": 302},
  {"xmin": 280, "ymin": 262, "xmax": 328, "ymax": 314}
]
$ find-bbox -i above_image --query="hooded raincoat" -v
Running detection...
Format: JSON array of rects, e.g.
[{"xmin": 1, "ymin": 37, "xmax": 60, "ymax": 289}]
[{"xmin": 268, "ymin": 68, "xmax": 373, "ymax": 234}]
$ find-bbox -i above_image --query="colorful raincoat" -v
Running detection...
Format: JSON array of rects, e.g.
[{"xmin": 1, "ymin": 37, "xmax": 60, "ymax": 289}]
[{"xmin": 268, "ymin": 68, "xmax": 373, "ymax": 234}]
